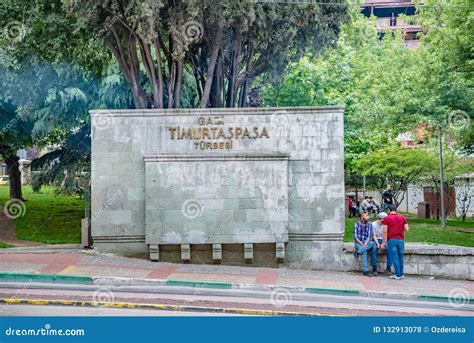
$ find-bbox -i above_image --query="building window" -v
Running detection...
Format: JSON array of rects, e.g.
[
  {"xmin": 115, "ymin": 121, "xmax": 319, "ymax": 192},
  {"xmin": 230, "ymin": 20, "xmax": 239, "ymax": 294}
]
[{"xmin": 390, "ymin": 13, "xmax": 397, "ymax": 27}]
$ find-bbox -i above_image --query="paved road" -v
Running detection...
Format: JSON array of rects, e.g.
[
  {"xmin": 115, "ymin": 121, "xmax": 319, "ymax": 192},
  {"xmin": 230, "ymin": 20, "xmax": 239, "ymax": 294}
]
[
  {"xmin": 0, "ymin": 283, "xmax": 471, "ymax": 316},
  {"xmin": 1, "ymin": 304, "xmax": 244, "ymax": 316}
]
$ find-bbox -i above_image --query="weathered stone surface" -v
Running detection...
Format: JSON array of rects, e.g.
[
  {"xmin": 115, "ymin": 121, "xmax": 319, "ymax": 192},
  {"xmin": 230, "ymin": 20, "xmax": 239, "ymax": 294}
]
[
  {"xmin": 342, "ymin": 242, "xmax": 474, "ymax": 280},
  {"xmin": 91, "ymin": 106, "xmax": 345, "ymax": 268}
]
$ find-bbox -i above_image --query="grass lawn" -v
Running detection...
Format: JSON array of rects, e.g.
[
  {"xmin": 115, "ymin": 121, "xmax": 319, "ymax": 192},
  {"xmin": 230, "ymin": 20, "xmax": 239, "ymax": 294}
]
[
  {"xmin": 405, "ymin": 217, "xmax": 474, "ymax": 229},
  {"xmin": 344, "ymin": 216, "xmax": 474, "ymax": 247},
  {"xmin": 1, "ymin": 185, "xmax": 473, "ymax": 247},
  {"xmin": 0, "ymin": 242, "xmax": 14, "ymax": 248},
  {"xmin": 0, "ymin": 186, "xmax": 83, "ymax": 244}
]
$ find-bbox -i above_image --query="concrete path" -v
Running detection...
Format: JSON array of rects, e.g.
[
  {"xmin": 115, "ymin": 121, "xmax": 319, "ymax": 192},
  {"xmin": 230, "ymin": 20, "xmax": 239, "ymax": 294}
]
[{"xmin": 0, "ymin": 249, "xmax": 472, "ymax": 303}]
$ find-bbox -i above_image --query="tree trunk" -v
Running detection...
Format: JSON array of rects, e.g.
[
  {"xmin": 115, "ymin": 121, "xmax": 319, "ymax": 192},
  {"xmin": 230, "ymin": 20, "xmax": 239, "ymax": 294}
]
[
  {"xmin": 199, "ymin": 27, "xmax": 223, "ymax": 108},
  {"xmin": 174, "ymin": 60, "xmax": 183, "ymax": 108},
  {"xmin": 153, "ymin": 38, "xmax": 165, "ymax": 108},
  {"xmin": 6, "ymin": 155, "xmax": 22, "ymax": 201},
  {"xmin": 168, "ymin": 62, "xmax": 176, "ymax": 108},
  {"xmin": 128, "ymin": 34, "xmax": 148, "ymax": 109},
  {"xmin": 105, "ymin": 31, "xmax": 148, "ymax": 109},
  {"xmin": 210, "ymin": 50, "xmax": 223, "ymax": 108},
  {"xmin": 226, "ymin": 32, "xmax": 241, "ymax": 107},
  {"xmin": 139, "ymin": 39, "xmax": 163, "ymax": 108}
]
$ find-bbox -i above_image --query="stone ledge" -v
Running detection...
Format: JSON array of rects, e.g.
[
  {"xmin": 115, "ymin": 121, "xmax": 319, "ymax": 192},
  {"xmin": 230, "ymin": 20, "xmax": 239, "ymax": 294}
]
[
  {"xmin": 144, "ymin": 153, "xmax": 289, "ymax": 162},
  {"xmin": 90, "ymin": 106, "xmax": 345, "ymax": 117},
  {"xmin": 343, "ymin": 242, "xmax": 474, "ymax": 256}
]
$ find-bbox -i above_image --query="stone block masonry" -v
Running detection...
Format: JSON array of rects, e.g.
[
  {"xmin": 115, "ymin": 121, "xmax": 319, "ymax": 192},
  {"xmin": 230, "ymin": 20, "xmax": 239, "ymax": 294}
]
[
  {"xmin": 90, "ymin": 106, "xmax": 345, "ymax": 270},
  {"xmin": 342, "ymin": 243, "xmax": 474, "ymax": 280}
]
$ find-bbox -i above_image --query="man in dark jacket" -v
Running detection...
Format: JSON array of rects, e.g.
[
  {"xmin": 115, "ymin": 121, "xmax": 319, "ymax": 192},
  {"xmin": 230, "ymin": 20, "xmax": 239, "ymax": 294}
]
[{"xmin": 382, "ymin": 184, "xmax": 394, "ymax": 212}]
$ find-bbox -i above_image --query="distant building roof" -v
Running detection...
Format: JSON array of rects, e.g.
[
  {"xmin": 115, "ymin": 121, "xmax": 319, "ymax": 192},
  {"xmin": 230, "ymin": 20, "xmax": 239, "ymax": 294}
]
[
  {"xmin": 361, "ymin": 1, "xmax": 417, "ymax": 17},
  {"xmin": 362, "ymin": 0, "xmax": 417, "ymax": 6}
]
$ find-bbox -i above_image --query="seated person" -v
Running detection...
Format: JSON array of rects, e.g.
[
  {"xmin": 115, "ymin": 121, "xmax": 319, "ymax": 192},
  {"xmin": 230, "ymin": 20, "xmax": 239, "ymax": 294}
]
[
  {"xmin": 360, "ymin": 196, "xmax": 371, "ymax": 213},
  {"xmin": 353, "ymin": 211, "xmax": 377, "ymax": 277},
  {"xmin": 371, "ymin": 212, "xmax": 392, "ymax": 274}
]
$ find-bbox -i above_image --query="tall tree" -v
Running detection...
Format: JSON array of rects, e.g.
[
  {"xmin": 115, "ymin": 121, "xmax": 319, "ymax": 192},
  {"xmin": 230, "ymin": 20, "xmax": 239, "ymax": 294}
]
[
  {"xmin": 64, "ymin": 0, "xmax": 348, "ymax": 109},
  {"xmin": 354, "ymin": 145, "xmax": 435, "ymax": 206},
  {"xmin": 0, "ymin": 0, "xmax": 126, "ymax": 198},
  {"xmin": 261, "ymin": 2, "xmax": 473, "ymax": 172}
]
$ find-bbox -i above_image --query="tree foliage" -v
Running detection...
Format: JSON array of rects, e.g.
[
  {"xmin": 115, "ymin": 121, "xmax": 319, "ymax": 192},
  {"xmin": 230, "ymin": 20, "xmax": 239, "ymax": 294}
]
[
  {"xmin": 0, "ymin": 1, "xmax": 132, "ymax": 196},
  {"xmin": 261, "ymin": 1, "xmax": 473, "ymax": 169},
  {"xmin": 354, "ymin": 145, "xmax": 435, "ymax": 205},
  {"xmin": 64, "ymin": 0, "xmax": 348, "ymax": 109}
]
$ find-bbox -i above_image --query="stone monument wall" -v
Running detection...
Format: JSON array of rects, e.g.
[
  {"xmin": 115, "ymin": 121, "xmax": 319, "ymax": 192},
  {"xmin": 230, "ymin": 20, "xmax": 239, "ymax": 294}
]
[{"xmin": 90, "ymin": 106, "xmax": 345, "ymax": 270}]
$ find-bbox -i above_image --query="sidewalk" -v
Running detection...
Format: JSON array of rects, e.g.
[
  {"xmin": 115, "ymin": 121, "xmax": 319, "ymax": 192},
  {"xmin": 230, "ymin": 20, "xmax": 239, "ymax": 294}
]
[{"xmin": 0, "ymin": 248, "xmax": 472, "ymax": 302}]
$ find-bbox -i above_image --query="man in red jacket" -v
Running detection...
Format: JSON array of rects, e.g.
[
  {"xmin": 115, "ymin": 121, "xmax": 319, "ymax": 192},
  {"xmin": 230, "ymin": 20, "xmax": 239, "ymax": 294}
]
[{"xmin": 382, "ymin": 204, "xmax": 409, "ymax": 280}]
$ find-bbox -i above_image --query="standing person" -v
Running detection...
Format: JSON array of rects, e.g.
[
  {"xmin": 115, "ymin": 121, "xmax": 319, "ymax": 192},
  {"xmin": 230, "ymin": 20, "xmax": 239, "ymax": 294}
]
[
  {"xmin": 382, "ymin": 204, "xmax": 409, "ymax": 280},
  {"xmin": 348, "ymin": 197, "xmax": 357, "ymax": 218},
  {"xmin": 371, "ymin": 212, "xmax": 392, "ymax": 274},
  {"xmin": 353, "ymin": 211, "xmax": 377, "ymax": 277},
  {"xmin": 382, "ymin": 185, "xmax": 394, "ymax": 212}
]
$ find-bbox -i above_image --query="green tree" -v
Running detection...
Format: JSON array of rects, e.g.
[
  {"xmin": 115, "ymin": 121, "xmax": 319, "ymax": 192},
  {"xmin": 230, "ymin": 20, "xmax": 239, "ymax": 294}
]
[
  {"xmin": 415, "ymin": 0, "xmax": 473, "ymax": 154},
  {"xmin": 261, "ymin": 2, "xmax": 473, "ymax": 180},
  {"xmin": 353, "ymin": 145, "xmax": 434, "ymax": 207},
  {"xmin": 0, "ymin": 0, "xmax": 131, "ymax": 197},
  {"xmin": 260, "ymin": 9, "xmax": 414, "ymax": 171},
  {"xmin": 64, "ymin": 0, "xmax": 348, "ymax": 109},
  {"xmin": 419, "ymin": 144, "xmax": 473, "ymax": 219}
]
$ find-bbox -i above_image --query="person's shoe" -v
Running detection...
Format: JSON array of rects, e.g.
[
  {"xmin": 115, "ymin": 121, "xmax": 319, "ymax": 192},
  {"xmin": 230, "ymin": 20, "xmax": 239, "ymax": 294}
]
[
  {"xmin": 363, "ymin": 271, "xmax": 373, "ymax": 277},
  {"xmin": 400, "ymin": 275, "xmax": 405, "ymax": 279},
  {"xmin": 385, "ymin": 267, "xmax": 393, "ymax": 274},
  {"xmin": 389, "ymin": 275, "xmax": 402, "ymax": 280},
  {"xmin": 372, "ymin": 270, "xmax": 378, "ymax": 277}
]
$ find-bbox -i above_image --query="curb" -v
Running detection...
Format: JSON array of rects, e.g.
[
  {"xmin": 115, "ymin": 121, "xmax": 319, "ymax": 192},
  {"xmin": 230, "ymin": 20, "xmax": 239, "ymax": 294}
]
[
  {"xmin": 166, "ymin": 280, "xmax": 233, "ymax": 289},
  {"xmin": 0, "ymin": 272, "xmax": 92, "ymax": 285},
  {"xmin": 92, "ymin": 277, "xmax": 473, "ymax": 304},
  {"xmin": 0, "ymin": 273, "xmax": 469, "ymax": 305},
  {"xmin": 417, "ymin": 294, "xmax": 474, "ymax": 303},
  {"xmin": 0, "ymin": 298, "xmax": 336, "ymax": 316},
  {"xmin": 306, "ymin": 287, "xmax": 360, "ymax": 296}
]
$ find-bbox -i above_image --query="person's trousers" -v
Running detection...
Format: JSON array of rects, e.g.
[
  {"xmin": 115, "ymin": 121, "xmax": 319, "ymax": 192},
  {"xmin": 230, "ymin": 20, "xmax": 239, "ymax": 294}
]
[
  {"xmin": 355, "ymin": 241, "xmax": 376, "ymax": 273},
  {"xmin": 387, "ymin": 239, "xmax": 405, "ymax": 277},
  {"xmin": 372, "ymin": 238, "xmax": 392, "ymax": 271},
  {"xmin": 349, "ymin": 207, "xmax": 357, "ymax": 217}
]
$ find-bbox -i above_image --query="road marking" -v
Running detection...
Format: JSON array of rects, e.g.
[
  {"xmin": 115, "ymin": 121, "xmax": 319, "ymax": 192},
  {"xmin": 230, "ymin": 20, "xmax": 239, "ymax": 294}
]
[{"xmin": 0, "ymin": 298, "xmax": 343, "ymax": 316}]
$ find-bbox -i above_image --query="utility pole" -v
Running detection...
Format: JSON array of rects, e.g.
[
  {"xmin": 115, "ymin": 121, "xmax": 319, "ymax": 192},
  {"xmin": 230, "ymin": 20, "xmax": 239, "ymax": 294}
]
[
  {"xmin": 363, "ymin": 175, "xmax": 366, "ymax": 198},
  {"xmin": 438, "ymin": 128, "xmax": 446, "ymax": 228}
]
